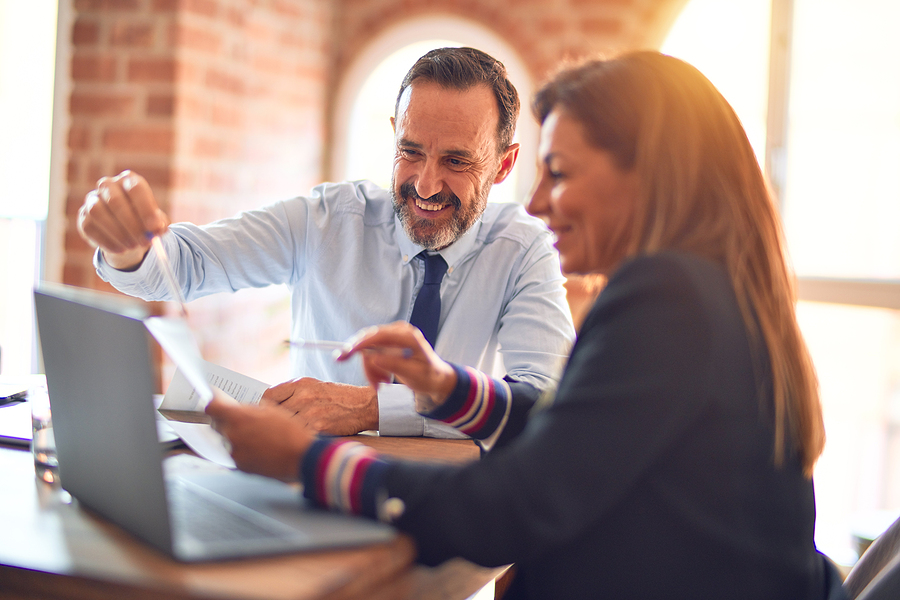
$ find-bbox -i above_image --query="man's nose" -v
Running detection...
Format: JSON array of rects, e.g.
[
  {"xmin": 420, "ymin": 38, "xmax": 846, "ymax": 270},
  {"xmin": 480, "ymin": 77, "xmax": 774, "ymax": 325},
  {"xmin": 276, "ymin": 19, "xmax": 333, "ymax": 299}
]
[{"xmin": 414, "ymin": 159, "xmax": 444, "ymax": 200}]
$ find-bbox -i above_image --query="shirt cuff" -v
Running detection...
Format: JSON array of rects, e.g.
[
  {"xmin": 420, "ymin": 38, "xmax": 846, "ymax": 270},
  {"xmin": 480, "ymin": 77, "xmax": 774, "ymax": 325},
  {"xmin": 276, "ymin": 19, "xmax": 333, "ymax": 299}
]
[
  {"xmin": 377, "ymin": 383, "xmax": 424, "ymax": 436},
  {"xmin": 377, "ymin": 383, "xmax": 469, "ymax": 439},
  {"xmin": 94, "ymin": 241, "xmax": 166, "ymax": 300}
]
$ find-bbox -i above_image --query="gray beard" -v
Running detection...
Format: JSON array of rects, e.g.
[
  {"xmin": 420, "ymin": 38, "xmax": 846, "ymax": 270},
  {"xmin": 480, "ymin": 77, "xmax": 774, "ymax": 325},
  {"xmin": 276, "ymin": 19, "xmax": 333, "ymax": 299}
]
[{"xmin": 391, "ymin": 180, "xmax": 490, "ymax": 250}]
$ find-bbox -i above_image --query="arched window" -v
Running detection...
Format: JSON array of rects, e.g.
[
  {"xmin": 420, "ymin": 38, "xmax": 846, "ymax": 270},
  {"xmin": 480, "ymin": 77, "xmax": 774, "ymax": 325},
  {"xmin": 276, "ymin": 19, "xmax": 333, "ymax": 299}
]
[{"xmin": 331, "ymin": 16, "xmax": 536, "ymax": 206}]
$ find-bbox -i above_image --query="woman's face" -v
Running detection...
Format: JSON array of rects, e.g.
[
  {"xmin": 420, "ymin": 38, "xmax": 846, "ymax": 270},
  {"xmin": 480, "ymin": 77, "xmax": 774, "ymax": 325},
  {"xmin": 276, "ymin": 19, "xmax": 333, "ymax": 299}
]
[{"xmin": 527, "ymin": 109, "xmax": 640, "ymax": 276}]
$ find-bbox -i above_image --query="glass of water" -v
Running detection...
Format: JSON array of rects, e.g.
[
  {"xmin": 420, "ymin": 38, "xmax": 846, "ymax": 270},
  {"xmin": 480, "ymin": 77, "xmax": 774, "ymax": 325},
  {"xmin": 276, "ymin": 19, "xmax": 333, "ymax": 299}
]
[{"xmin": 30, "ymin": 383, "xmax": 58, "ymax": 484}]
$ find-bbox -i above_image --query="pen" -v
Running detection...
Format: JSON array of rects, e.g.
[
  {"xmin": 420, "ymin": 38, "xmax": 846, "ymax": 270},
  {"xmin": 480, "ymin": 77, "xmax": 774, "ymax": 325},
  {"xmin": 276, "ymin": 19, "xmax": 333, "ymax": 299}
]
[
  {"xmin": 0, "ymin": 390, "xmax": 27, "ymax": 407},
  {"xmin": 284, "ymin": 339, "xmax": 413, "ymax": 358},
  {"xmin": 149, "ymin": 234, "xmax": 189, "ymax": 318}
]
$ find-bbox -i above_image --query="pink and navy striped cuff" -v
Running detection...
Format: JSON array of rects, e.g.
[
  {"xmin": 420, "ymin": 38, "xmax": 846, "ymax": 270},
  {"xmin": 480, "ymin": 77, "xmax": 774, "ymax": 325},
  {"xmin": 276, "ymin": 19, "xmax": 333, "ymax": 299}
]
[
  {"xmin": 422, "ymin": 364, "xmax": 510, "ymax": 440},
  {"xmin": 302, "ymin": 439, "xmax": 390, "ymax": 518}
]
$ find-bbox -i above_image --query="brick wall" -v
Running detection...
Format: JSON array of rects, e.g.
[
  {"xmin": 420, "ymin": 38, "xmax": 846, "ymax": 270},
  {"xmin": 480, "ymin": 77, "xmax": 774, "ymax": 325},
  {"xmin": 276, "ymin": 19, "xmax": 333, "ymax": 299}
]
[
  {"xmin": 63, "ymin": 0, "xmax": 332, "ymax": 384},
  {"xmin": 58, "ymin": 0, "xmax": 684, "ymax": 387}
]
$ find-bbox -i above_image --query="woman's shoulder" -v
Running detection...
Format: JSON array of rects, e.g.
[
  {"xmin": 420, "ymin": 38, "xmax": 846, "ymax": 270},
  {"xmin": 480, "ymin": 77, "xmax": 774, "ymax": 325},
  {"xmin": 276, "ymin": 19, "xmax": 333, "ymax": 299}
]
[
  {"xmin": 605, "ymin": 250, "xmax": 731, "ymax": 303},
  {"xmin": 613, "ymin": 250, "xmax": 727, "ymax": 284},
  {"xmin": 582, "ymin": 250, "xmax": 740, "ymax": 335}
]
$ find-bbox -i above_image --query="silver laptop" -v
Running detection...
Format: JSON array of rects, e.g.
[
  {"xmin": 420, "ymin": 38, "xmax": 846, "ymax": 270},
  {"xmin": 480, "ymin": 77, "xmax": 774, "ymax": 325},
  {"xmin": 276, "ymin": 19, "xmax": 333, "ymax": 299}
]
[{"xmin": 33, "ymin": 283, "xmax": 395, "ymax": 562}]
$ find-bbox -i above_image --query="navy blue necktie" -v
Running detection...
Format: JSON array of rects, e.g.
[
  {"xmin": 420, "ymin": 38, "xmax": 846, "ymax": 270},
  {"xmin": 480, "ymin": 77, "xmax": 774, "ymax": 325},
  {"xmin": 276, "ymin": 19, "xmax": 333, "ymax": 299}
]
[{"xmin": 409, "ymin": 252, "xmax": 448, "ymax": 347}]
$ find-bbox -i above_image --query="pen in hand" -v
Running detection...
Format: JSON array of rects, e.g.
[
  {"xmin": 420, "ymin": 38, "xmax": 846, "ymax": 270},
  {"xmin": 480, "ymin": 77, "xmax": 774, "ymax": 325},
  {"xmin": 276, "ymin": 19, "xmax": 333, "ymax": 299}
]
[
  {"xmin": 284, "ymin": 339, "xmax": 413, "ymax": 358},
  {"xmin": 148, "ymin": 234, "xmax": 189, "ymax": 318}
]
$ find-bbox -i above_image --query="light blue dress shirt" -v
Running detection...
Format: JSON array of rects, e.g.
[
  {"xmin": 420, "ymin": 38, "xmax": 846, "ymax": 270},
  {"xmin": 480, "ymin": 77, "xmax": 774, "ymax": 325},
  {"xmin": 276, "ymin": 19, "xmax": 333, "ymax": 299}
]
[{"xmin": 95, "ymin": 180, "xmax": 575, "ymax": 437}]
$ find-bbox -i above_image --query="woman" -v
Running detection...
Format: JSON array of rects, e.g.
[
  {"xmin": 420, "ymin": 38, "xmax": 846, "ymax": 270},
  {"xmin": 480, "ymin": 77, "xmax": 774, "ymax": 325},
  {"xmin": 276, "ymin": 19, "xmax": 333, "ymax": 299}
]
[{"xmin": 207, "ymin": 51, "xmax": 842, "ymax": 599}]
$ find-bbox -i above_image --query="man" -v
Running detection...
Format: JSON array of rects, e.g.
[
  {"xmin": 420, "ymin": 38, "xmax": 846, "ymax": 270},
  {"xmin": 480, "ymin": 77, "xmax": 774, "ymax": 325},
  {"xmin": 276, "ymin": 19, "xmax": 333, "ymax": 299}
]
[{"xmin": 77, "ymin": 47, "xmax": 575, "ymax": 438}]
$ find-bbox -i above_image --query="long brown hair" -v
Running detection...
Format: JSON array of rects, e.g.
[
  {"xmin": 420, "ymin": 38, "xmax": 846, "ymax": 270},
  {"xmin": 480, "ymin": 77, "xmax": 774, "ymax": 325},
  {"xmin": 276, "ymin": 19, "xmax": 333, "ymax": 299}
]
[{"xmin": 534, "ymin": 51, "xmax": 824, "ymax": 477}]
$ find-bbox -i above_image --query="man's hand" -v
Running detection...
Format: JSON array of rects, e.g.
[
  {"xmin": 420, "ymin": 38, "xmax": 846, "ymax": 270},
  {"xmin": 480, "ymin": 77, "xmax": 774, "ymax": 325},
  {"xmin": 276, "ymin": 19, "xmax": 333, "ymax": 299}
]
[
  {"xmin": 261, "ymin": 378, "xmax": 379, "ymax": 435},
  {"xmin": 206, "ymin": 397, "xmax": 313, "ymax": 482},
  {"xmin": 77, "ymin": 170, "xmax": 170, "ymax": 271}
]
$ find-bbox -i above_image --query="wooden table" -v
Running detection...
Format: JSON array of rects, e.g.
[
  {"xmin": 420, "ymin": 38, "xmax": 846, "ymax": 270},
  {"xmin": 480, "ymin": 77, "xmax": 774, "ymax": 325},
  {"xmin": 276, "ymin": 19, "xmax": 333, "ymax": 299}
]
[{"xmin": 0, "ymin": 437, "xmax": 504, "ymax": 600}]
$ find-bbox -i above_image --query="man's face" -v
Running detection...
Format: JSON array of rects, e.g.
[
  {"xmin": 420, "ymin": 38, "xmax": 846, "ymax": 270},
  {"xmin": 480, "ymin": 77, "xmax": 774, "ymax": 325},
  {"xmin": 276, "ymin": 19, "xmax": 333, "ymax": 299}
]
[{"xmin": 390, "ymin": 81, "xmax": 518, "ymax": 250}]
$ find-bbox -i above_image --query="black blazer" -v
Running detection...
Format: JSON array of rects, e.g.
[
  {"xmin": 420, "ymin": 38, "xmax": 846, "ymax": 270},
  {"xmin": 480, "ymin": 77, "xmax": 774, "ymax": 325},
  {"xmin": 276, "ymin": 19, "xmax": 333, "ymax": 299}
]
[{"xmin": 384, "ymin": 251, "xmax": 829, "ymax": 600}]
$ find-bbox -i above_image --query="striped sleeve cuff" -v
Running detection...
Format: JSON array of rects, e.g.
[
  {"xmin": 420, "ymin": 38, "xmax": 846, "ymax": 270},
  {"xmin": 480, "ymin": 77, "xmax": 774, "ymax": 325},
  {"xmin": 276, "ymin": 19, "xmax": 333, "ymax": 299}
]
[
  {"xmin": 421, "ymin": 364, "xmax": 511, "ymax": 441},
  {"xmin": 301, "ymin": 439, "xmax": 392, "ymax": 519}
]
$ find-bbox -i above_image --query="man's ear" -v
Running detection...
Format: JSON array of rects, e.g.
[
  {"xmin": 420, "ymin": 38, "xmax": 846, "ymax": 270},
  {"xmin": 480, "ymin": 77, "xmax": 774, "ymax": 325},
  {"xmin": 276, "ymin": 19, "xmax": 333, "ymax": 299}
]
[
  {"xmin": 494, "ymin": 143, "xmax": 520, "ymax": 184},
  {"xmin": 390, "ymin": 116, "xmax": 396, "ymax": 133}
]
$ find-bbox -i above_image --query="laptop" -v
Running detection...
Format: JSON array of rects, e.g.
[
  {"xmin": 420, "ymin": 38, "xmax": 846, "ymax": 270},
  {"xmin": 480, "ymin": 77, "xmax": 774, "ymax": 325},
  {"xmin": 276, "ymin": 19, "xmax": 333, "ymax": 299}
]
[{"xmin": 33, "ymin": 282, "xmax": 395, "ymax": 562}]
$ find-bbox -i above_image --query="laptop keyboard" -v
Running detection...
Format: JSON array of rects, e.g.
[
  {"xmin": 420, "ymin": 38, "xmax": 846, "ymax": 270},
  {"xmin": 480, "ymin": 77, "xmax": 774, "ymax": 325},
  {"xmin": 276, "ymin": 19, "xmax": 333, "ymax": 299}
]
[{"xmin": 168, "ymin": 478, "xmax": 297, "ymax": 543}]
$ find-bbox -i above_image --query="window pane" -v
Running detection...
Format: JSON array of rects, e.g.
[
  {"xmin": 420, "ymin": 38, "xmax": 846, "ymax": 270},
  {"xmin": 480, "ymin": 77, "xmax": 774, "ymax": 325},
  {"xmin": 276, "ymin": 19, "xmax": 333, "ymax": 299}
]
[
  {"xmin": 660, "ymin": 0, "xmax": 771, "ymax": 165},
  {"xmin": 0, "ymin": 0, "xmax": 57, "ymax": 219},
  {"xmin": 782, "ymin": 0, "xmax": 900, "ymax": 279},
  {"xmin": 798, "ymin": 301, "xmax": 900, "ymax": 562}
]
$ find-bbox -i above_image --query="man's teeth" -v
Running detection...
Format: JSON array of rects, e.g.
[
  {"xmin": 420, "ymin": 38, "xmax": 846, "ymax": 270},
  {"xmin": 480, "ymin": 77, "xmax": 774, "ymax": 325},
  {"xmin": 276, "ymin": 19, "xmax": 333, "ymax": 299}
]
[{"xmin": 415, "ymin": 198, "xmax": 446, "ymax": 212}]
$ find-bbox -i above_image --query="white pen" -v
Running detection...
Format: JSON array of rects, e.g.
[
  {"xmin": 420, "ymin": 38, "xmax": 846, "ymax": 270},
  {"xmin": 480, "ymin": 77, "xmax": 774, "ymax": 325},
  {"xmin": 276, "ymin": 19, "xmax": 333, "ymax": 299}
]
[
  {"xmin": 284, "ymin": 339, "xmax": 413, "ymax": 358},
  {"xmin": 285, "ymin": 339, "xmax": 346, "ymax": 351},
  {"xmin": 149, "ymin": 234, "xmax": 189, "ymax": 318}
]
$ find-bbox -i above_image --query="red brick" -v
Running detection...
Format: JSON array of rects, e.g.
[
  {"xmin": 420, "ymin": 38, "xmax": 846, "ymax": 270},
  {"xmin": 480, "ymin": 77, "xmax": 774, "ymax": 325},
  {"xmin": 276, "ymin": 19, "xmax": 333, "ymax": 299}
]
[
  {"xmin": 67, "ymin": 159, "xmax": 80, "ymax": 182},
  {"xmin": 63, "ymin": 263, "xmax": 87, "ymax": 287},
  {"xmin": 71, "ymin": 54, "xmax": 118, "ymax": 81},
  {"xmin": 70, "ymin": 92, "xmax": 137, "ymax": 116},
  {"xmin": 571, "ymin": 0, "xmax": 633, "ymax": 5},
  {"xmin": 110, "ymin": 22, "xmax": 155, "ymax": 47},
  {"xmin": 72, "ymin": 19, "xmax": 100, "ymax": 46},
  {"xmin": 86, "ymin": 163, "xmax": 106, "ymax": 186},
  {"xmin": 170, "ymin": 23, "xmax": 222, "ymax": 53},
  {"xmin": 210, "ymin": 103, "xmax": 243, "ymax": 128},
  {"xmin": 103, "ymin": 127, "xmax": 175, "ymax": 153},
  {"xmin": 205, "ymin": 68, "xmax": 246, "ymax": 96},
  {"xmin": 252, "ymin": 54, "xmax": 288, "ymax": 77},
  {"xmin": 272, "ymin": 0, "xmax": 306, "ymax": 18},
  {"xmin": 112, "ymin": 163, "xmax": 173, "ymax": 188},
  {"xmin": 151, "ymin": 0, "xmax": 178, "ymax": 12},
  {"xmin": 581, "ymin": 17, "xmax": 624, "ymax": 36},
  {"xmin": 225, "ymin": 6, "xmax": 248, "ymax": 27},
  {"xmin": 147, "ymin": 93, "xmax": 175, "ymax": 116},
  {"xmin": 75, "ymin": 0, "xmax": 141, "ymax": 10},
  {"xmin": 539, "ymin": 16, "xmax": 567, "ymax": 36},
  {"xmin": 68, "ymin": 126, "xmax": 92, "ymax": 150},
  {"xmin": 191, "ymin": 135, "xmax": 226, "ymax": 159},
  {"xmin": 182, "ymin": 0, "xmax": 219, "ymax": 19},
  {"xmin": 128, "ymin": 57, "xmax": 176, "ymax": 82},
  {"xmin": 65, "ymin": 229, "xmax": 92, "ymax": 253},
  {"xmin": 66, "ymin": 190, "xmax": 87, "ymax": 216}
]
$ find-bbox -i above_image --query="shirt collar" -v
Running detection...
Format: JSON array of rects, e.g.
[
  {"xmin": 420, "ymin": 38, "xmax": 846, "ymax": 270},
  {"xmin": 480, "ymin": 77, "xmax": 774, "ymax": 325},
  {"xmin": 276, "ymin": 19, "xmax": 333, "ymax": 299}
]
[{"xmin": 394, "ymin": 213, "xmax": 483, "ymax": 272}]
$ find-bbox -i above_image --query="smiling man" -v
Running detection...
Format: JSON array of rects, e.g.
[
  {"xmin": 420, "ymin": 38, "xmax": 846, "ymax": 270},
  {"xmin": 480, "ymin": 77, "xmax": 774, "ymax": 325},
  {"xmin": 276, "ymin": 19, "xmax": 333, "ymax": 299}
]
[{"xmin": 77, "ymin": 47, "xmax": 575, "ymax": 439}]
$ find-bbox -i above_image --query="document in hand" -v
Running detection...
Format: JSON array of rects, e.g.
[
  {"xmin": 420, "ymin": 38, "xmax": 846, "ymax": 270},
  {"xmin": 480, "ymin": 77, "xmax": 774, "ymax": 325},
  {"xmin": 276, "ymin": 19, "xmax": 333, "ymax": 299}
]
[{"xmin": 156, "ymin": 360, "xmax": 270, "ymax": 467}]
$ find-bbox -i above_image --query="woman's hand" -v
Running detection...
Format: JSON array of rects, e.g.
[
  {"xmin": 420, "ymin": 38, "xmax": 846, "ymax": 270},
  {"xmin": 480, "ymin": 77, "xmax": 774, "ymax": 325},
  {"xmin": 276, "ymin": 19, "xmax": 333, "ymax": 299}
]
[
  {"xmin": 337, "ymin": 322, "xmax": 457, "ymax": 410},
  {"xmin": 206, "ymin": 396, "xmax": 314, "ymax": 482}
]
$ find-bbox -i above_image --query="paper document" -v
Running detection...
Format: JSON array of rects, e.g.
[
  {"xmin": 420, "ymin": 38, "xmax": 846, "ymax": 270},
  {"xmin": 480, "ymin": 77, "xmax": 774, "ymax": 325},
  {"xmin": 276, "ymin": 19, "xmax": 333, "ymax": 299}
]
[
  {"xmin": 141, "ymin": 308, "xmax": 271, "ymax": 467},
  {"xmin": 158, "ymin": 361, "xmax": 269, "ymax": 467},
  {"xmin": 160, "ymin": 360, "xmax": 268, "ymax": 411},
  {"xmin": 163, "ymin": 421, "xmax": 237, "ymax": 468}
]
